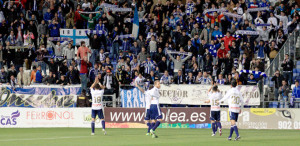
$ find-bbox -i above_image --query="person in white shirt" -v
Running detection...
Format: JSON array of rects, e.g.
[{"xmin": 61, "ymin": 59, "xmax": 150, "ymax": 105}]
[
  {"xmin": 135, "ymin": 73, "xmax": 145, "ymax": 88},
  {"xmin": 275, "ymin": 11, "xmax": 288, "ymax": 29},
  {"xmin": 160, "ymin": 70, "xmax": 172, "ymax": 85},
  {"xmin": 205, "ymin": 84, "xmax": 223, "ymax": 136},
  {"xmin": 149, "ymin": 81, "xmax": 161, "ymax": 138},
  {"xmin": 218, "ymin": 80, "xmax": 243, "ymax": 141},
  {"xmin": 135, "ymin": 82, "xmax": 154, "ymax": 136},
  {"xmin": 90, "ymin": 77, "xmax": 106, "ymax": 135}
]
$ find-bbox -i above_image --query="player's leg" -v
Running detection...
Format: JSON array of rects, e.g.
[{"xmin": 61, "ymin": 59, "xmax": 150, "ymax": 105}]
[
  {"xmin": 211, "ymin": 120, "xmax": 216, "ymax": 136},
  {"xmin": 210, "ymin": 111, "xmax": 216, "ymax": 136},
  {"xmin": 151, "ymin": 105, "xmax": 162, "ymax": 132},
  {"xmin": 228, "ymin": 112, "xmax": 235, "ymax": 140},
  {"xmin": 216, "ymin": 111, "xmax": 222, "ymax": 136},
  {"xmin": 91, "ymin": 110, "xmax": 96, "ymax": 135},
  {"xmin": 99, "ymin": 109, "xmax": 106, "ymax": 135},
  {"xmin": 231, "ymin": 112, "xmax": 240, "ymax": 141},
  {"xmin": 145, "ymin": 109, "xmax": 151, "ymax": 135}
]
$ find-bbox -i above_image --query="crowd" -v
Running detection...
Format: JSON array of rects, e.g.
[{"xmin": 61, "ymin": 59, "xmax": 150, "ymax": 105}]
[{"xmin": 0, "ymin": 0, "xmax": 299, "ymax": 106}]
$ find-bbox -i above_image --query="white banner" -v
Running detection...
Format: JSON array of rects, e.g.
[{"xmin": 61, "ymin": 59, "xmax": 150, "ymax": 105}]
[
  {"xmin": 159, "ymin": 85, "xmax": 260, "ymax": 105},
  {"xmin": 0, "ymin": 108, "xmax": 102, "ymax": 128}
]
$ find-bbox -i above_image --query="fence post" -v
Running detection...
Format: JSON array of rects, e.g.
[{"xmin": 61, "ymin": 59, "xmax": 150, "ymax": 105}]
[{"xmin": 112, "ymin": 93, "xmax": 116, "ymax": 107}]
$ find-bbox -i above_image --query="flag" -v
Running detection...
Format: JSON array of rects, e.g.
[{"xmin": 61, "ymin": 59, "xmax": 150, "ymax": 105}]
[{"xmin": 132, "ymin": 6, "xmax": 139, "ymax": 39}]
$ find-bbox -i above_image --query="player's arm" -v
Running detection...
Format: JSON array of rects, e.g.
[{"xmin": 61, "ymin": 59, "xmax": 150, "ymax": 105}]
[
  {"xmin": 239, "ymin": 93, "xmax": 244, "ymax": 114},
  {"xmin": 135, "ymin": 81, "xmax": 145, "ymax": 93},
  {"xmin": 217, "ymin": 91, "xmax": 230, "ymax": 104}
]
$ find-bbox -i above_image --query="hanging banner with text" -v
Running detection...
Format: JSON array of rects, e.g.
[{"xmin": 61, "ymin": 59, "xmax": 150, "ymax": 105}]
[
  {"xmin": 0, "ymin": 85, "xmax": 81, "ymax": 108},
  {"xmin": 120, "ymin": 85, "xmax": 260, "ymax": 107}
]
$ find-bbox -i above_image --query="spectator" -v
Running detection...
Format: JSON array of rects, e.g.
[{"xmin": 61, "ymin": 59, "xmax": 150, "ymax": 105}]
[
  {"xmin": 77, "ymin": 41, "xmax": 91, "ymax": 60},
  {"xmin": 216, "ymin": 74, "xmax": 225, "ymax": 85},
  {"xmin": 279, "ymin": 80, "xmax": 290, "ymax": 108},
  {"xmin": 86, "ymin": 32, "xmax": 101, "ymax": 66},
  {"xmin": 160, "ymin": 70, "xmax": 172, "ymax": 85},
  {"xmin": 80, "ymin": 56, "xmax": 91, "ymax": 92},
  {"xmin": 77, "ymin": 89, "xmax": 90, "ymax": 107},
  {"xmin": 173, "ymin": 70, "xmax": 185, "ymax": 84},
  {"xmin": 43, "ymin": 57, "xmax": 65, "ymax": 76},
  {"xmin": 30, "ymin": 66, "xmax": 37, "ymax": 83},
  {"xmin": 200, "ymin": 72, "xmax": 212, "ymax": 85},
  {"xmin": 63, "ymin": 43, "xmax": 75, "ymax": 66},
  {"xmin": 116, "ymin": 66, "xmax": 128, "ymax": 86},
  {"xmin": 186, "ymin": 72, "xmax": 195, "ymax": 84},
  {"xmin": 43, "ymin": 71, "xmax": 56, "ymax": 85},
  {"xmin": 140, "ymin": 56, "xmax": 156, "ymax": 76},
  {"xmin": 17, "ymin": 67, "xmax": 30, "ymax": 87},
  {"xmin": 0, "ymin": 67, "xmax": 8, "ymax": 84},
  {"xmin": 66, "ymin": 65, "xmax": 80, "ymax": 84},
  {"xmin": 79, "ymin": 11, "xmax": 101, "ymax": 29},
  {"xmin": 167, "ymin": 51, "xmax": 192, "ymax": 75},
  {"xmin": 0, "ymin": 45, "xmax": 3, "ymax": 69},
  {"xmin": 9, "ymin": 75, "xmax": 17, "ymax": 91},
  {"xmin": 56, "ymin": 75, "xmax": 69, "ymax": 86},
  {"xmin": 48, "ymin": 20, "xmax": 61, "ymax": 37},
  {"xmin": 35, "ymin": 65, "xmax": 43, "ymax": 83},
  {"xmin": 281, "ymin": 54, "xmax": 294, "ymax": 85},
  {"xmin": 103, "ymin": 69, "xmax": 118, "ymax": 95},
  {"xmin": 271, "ymin": 70, "xmax": 285, "ymax": 101},
  {"xmin": 292, "ymin": 80, "xmax": 300, "ymax": 108}
]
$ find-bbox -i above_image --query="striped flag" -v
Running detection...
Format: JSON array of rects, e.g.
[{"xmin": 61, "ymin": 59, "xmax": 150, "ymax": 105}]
[{"xmin": 132, "ymin": 6, "xmax": 139, "ymax": 39}]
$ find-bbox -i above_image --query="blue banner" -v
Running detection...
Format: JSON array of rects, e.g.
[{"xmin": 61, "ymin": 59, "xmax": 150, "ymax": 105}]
[
  {"xmin": 120, "ymin": 87, "xmax": 146, "ymax": 108},
  {"xmin": 0, "ymin": 85, "xmax": 81, "ymax": 108}
]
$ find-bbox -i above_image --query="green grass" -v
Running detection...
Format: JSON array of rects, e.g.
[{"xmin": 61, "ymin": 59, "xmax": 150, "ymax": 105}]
[{"xmin": 0, "ymin": 128, "xmax": 300, "ymax": 146}]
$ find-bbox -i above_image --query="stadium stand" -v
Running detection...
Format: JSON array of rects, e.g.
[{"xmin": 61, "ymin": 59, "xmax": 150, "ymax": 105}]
[{"xmin": 0, "ymin": 0, "xmax": 299, "ymax": 108}]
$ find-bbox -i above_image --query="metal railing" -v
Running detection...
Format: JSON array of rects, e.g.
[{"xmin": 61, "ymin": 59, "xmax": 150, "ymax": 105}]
[
  {"xmin": 265, "ymin": 30, "xmax": 299, "ymax": 77},
  {"xmin": 262, "ymin": 30, "xmax": 299, "ymax": 107}
]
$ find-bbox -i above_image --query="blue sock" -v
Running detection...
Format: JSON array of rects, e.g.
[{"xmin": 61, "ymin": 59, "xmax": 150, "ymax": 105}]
[
  {"xmin": 229, "ymin": 126, "xmax": 234, "ymax": 138},
  {"xmin": 152, "ymin": 121, "xmax": 161, "ymax": 131},
  {"xmin": 151, "ymin": 123, "xmax": 155, "ymax": 129},
  {"xmin": 102, "ymin": 120, "xmax": 105, "ymax": 130},
  {"xmin": 216, "ymin": 122, "xmax": 222, "ymax": 129},
  {"xmin": 233, "ymin": 125, "xmax": 239, "ymax": 137},
  {"xmin": 147, "ymin": 123, "xmax": 151, "ymax": 133},
  {"xmin": 91, "ymin": 121, "xmax": 95, "ymax": 133},
  {"xmin": 212, "ymin": 123, "xmax": 216, "ymax": 134}
]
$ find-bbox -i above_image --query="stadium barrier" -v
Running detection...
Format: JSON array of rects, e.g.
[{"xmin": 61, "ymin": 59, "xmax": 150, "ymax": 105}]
[
  {"xmin": 2, "ymin": 107, "xmax": 299, "ymax": 130},
  {"xmin": 0, "ymin": 85, "xmax": 81, "ymax": 108},
  {"xmin": 120, "ymin": 85, "xmax": 260, "ymax": 107},
  {"xmin": 104, "ymin": 108, "xmax": 300, "ymax": 130}
]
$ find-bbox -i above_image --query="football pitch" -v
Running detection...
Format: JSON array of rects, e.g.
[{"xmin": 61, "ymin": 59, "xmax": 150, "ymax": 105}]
[{"xmin": 0, "ymin": 128, "xmax": 300, "ymax": 146}]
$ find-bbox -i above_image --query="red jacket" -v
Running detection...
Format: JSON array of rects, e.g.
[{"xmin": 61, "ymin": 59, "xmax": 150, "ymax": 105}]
[
  {"xmin": 74, "ymin": 9, "xmax": 84, "ymax": 23},
  {"xmin": 221, "ymin": 36, "xmax": 236, "ymax": 51},
  {"xmin": 80, "ymin": 60, "xmax": 91, "ymax": 74},
  {"xmin": 217, "ymin": 48, "xmax": 228, "ymax": 59}
]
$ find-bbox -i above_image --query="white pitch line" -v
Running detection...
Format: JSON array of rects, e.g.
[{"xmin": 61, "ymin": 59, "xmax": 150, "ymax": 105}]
[{"xmin": 0, "ymin": 136, "xmax": 91, "ymax": 142}]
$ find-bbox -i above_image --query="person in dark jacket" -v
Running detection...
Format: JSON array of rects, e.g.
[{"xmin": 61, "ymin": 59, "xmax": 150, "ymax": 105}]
[
  {"xmin": 43, "ymin": 57, "xmax": 65, "ymax": 76},
  {"xmin": 179, "ymin": 30, "xmax": 191, "ymax": 48},
  {"xmin": 229, "ymin": 41, "xmax": 240, "ymax": 59},
  {"xmin": 158, "ymin": 56, "xmax": 168, "ymax": 73},
  {"xmin": 0, "ymin": 67, "xmax": 8, "ymax": 84},
  {"xmin": 281, "ymin": 54, "xmax": 294, "ymax": 85},
  {"xmin": 86, "ymin": 32, "xmax": 102, "ymax": 66},
  {"xmin": 56, "ymin": 75, "xmax": 69, "ymax": 86},
  {"xmin": 66, "ymin": 65, "xmax": 80, "ymax": 84},
  {"xmin": 43, "ymin": 71, "xmax": 56, "ymax": 85},
  {"xmin": 173, "ymin": 70, "xmax": 186, "ymax": 84},
  {"xmin": 76, "ymin": 89, "xmax": 90, "ymax": 107},
  {"xmin": 271, "ymin": 70, "xmax": 285, "ymax": 101},
  {"xmin": 14, "ymin": 48, "xmax": 25, "ymax": 73}
]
